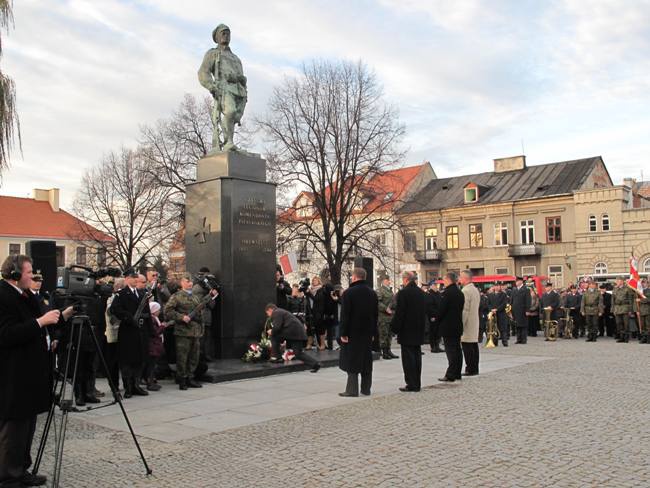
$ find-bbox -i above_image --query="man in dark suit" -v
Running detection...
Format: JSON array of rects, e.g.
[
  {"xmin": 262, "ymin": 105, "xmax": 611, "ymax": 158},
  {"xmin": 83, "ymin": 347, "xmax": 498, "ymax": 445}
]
[
  {"xmin": 391, "ymin": 271, "xmax": 427, "ymax": 392},
  {"xmin": 487, "ymin": 283, "xmax": 509, "ymax": 346},
  {"xmin": 266, "ymin": 304, "xmax": 321, "ymax": 372},
  {"xmin": 426, "ymin": 286, "xmax": 444, "ymax": 353},
  {"xmin": 0, "ymin": 255, "xmax": 72, "ymax": 488},
  {"xmin": 110, "ymin": 269, "xmax": 150, "ymax": 398},
  {"xmin": 511, "ymin": 277, "xmax": 532, "ymax": 344},
  {"xmin": 437, "ymin": 272, "xmax": 465, "ymax": 382},
  {"xmin": 338, "ymin": 268, "xmax": 378, "ymax": 397}
]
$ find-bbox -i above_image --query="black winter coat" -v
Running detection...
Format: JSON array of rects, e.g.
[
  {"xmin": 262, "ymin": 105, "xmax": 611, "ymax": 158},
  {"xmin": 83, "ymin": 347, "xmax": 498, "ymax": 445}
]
[
  {"xmin": 391, "ymin": 282, "xmax": 427, "ymax": 346},
  {"xmin": 0, "ymin": 280, "xmax": 52, "ymax": 420},
  {"xmin": 270, "ymin": 308, "xmax": 308, "ymax": 341},
  {"xmin": 437, "ymin": 283, "xmax": 465, "ymax": 338},
  {"xmin": 511, "ymin": 286, "xmax": 532, "ymax": 327},
  {"xmin": 110, "ymin": 287, "xmax": 151, "ymax": 369},
  {"xmin": 339, "ymin": 280, "xmax": 378, "ymax": 374},
  {"xmin": 276, "ymin": 278, "xmax": 292, "ymax": 310}
]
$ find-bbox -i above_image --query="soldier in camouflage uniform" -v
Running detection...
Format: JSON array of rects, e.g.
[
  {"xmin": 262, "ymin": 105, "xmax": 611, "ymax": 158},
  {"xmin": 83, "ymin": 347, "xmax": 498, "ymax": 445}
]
[
  {"xmin": 377, "ymin": 277, "xmax": 398, "ymax": 360},
  {"xmin": 636, "ymin": 279, "xmax": 650, "ymax": 344},
  {"xmin": 165, "ymin": 274, "xmax": 206, "ymax": 390},
  {"xmin": 580, "ymin": 280, "xmax": 603, "ymax": 342},
  {"xmin": 612, "ymin": 276, "xmax": 637, "ymax": 343}
]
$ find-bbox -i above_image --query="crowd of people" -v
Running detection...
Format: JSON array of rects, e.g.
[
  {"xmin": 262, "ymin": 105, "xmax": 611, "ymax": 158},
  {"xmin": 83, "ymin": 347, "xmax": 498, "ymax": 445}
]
[{"xmin": 1, "ymin": 251, "xmax": 648, "ymax": 488}]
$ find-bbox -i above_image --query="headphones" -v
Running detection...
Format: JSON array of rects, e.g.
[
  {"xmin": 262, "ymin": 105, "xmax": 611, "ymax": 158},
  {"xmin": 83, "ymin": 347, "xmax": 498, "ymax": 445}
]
[{"xmin": 6, "ymin": 255, "xmax": 22, "ymax": 281}]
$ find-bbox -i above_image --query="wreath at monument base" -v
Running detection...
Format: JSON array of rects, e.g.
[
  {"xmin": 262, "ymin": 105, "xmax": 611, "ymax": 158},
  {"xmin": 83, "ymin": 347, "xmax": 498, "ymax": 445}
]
[{"xmin": 242, "ymin": 335, "xmax": 272, "ymax": 362}]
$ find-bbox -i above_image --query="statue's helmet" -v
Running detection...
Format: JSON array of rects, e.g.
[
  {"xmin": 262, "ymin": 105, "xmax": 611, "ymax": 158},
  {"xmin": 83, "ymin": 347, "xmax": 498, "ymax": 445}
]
[{"xmin": 212, "ymin": 24, "xmax": 230, "ymax": 42}]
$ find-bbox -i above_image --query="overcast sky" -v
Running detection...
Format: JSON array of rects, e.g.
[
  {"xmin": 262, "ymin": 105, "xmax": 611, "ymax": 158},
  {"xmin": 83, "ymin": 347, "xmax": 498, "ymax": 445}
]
[{"xmin": 3, "ymin": 0, "xmax": 650, "ymax": 209}]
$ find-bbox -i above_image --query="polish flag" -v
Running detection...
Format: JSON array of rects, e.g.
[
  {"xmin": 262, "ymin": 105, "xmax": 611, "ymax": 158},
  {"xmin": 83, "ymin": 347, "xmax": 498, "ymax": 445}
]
[
  {"xmin": 278, "ymin": 253, "xmax": 298, "ymax": 276},
  {"xmin": 629, "ymin": 255, "xmax": 642, "ymax": 291}
]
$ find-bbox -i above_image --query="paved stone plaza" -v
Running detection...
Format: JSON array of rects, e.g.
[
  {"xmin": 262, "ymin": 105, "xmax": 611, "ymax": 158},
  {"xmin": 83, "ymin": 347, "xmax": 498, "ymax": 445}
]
[{"xmin": 34, "ymin": 337, "xmax": 649, "ymax": 487}]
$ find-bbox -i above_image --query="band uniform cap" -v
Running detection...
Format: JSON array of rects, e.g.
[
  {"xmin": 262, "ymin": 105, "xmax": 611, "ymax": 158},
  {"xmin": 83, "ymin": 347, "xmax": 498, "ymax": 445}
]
[{"xmin": 212, "ymin": 23, "xmax": 230, "ymax": 42}]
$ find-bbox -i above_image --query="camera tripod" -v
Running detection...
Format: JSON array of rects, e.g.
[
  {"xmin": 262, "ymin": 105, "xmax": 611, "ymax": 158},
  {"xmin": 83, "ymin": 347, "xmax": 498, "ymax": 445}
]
[{"xmin": 32, "ymin": 314, "xmax": 152, "ymax": 487}]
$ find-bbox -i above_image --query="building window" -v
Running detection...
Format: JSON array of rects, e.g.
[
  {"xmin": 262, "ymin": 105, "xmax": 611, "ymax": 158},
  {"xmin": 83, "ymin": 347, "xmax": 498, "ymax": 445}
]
[
  {"xmin": 521, "ymin": 265, "xmax": 536, "ymax": 276},
  {"xmin": 297, "ymin": 239, "xmax": 309, "ymax": 260},
  {"xmin": 495, "ymin": 266, "xmax": 509, "ymax": 275},
  {"xmin": 546, "ymin": 216, "xmax": 561, "ymax": 243},
  {"xmin": 97, "ymin": 248, "xmax": 107, "ymax": 267},
  {"xmin": 403, "ymin": 231, "xmax": 416, "ymax": 252},
  {"xmin": 494, "ymin": 222, "xmax": 508, "ymax": 246},
  {"xmin": 424, "ymin": 228, "xmax": 438, "ymax": 250},
  {"xmin": 469, "ymin": 224, "xmax": 483, "ymax": 248},
  {"xmin": 425, "ymin": 270, "xmax": 439, "ymax": 283},
  {"xmin": 464, "ymin": 187, "xmax": 477, "ymax": 203},
  {"xmin": 588, "ymin": 215, "xmax": 597, "ymax": 232},
  {"xmin": 76, "ymin": 246, "xmax": 87, "ymax": 265},
  {"xmin": 642, "ymin": 258, "xmax": 650, "ymax": 274},
  {"xmin": 602, "ymin": 214, "xmax": 610, "ymax": 231},
  {"xmin": 446, "ymin": 226, "xmax": 459, "ymax": 249},
  {"xmin": 56, "ymin": 246, "xmax": 65, "ymax": 267},
  {"xmin": 519, "ymin": 219, "xmax": 535, "ymax": 244},
  {"xmin": 548, "ymin": 265, "xmax": 564, "ymax": 288},
  {"xmin": 375, "ymin": 232, "xmax": 387, "ymax": 247},
  {"xmin": 8, "ymin": 243, "xmax": 20, "ymax": 256},
  {"xmin": 594, "ymin": 262, "xmax": 608, "ymax": 275}
]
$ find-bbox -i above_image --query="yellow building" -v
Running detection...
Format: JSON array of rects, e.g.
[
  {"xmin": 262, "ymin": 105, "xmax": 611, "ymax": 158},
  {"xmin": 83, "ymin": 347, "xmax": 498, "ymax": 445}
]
[{"xmin": 396, "ymin": 155, "xmax": 650, "ymax": 286}]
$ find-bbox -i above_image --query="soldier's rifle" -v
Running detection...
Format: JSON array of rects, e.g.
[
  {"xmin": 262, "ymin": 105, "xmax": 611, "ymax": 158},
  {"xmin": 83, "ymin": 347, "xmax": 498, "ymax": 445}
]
[
  {"xmin": 133, "ymin": 280, "xmax": 157, "ymax": 327},
  {"xmin": 187, "ymin": 291, "xmax": 219, "ymax": 321}
]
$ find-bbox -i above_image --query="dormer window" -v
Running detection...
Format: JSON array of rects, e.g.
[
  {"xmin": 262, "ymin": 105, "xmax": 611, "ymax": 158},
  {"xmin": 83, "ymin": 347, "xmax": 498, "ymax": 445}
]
[{"xmin": 464, "ymin": 183, "xmax": 479, "ymax": 203}]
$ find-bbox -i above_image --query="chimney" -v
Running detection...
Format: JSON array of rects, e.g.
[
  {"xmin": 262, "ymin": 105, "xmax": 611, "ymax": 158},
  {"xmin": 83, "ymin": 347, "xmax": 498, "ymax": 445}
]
[
  {"xmin": 494, "ymin": 155, "xmax": 526, "ymax": 173},
  {"xmin": 33, "ymin": 188, "xmax": 60, "ymax": 212},
  {"xmin": 623, "ymin": 177, "xmax": 636, "ymax": 190}
]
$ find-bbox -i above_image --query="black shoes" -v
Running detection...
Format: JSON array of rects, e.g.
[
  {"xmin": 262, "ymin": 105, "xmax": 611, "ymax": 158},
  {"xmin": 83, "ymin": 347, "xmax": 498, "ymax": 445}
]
[
  {"xmin": 84, "ymin": 394, "xmax": 101, "ymax": 404},
  {"xmin": 502, "ymin": 341, "xmax": 509, "ymax": 347},
  {"xmin": 178, "ymin": 378, "xmax": 188, "ymax": 390},
  {"xmin": 399, "ymin": 386, "xmax": 420, "ymax": 392},
  {"xmin": 132, "ymin": 384, "xmax": 149, "ymax": 396},
  {"xmin": 147, "ymin": 382, "xmax": 162, "ymax": 391},
  {"xmin": 462, "ymin": 372, "xmax": 478, "ymax": 377},
  {"xmin": 310, "ymin": 363, "xmax": 321, "ymax": 373},
  {"xmin": 338, "ymin": 392, "xmax": 358, "ymax": 397},
  {"xmin": 20, "ymin": 473, "xmax": 47, "ymax": 487},
  {"xmin": 381, "ymin": 348, "xmax": 393, "ymax": 360},
  {"xmin": 438, "ymin": 377, "xmax": 456, "ymax": 382},
  {"xmin": 187, "ymin": 379, "xmax": 203, "ymax": 388}
]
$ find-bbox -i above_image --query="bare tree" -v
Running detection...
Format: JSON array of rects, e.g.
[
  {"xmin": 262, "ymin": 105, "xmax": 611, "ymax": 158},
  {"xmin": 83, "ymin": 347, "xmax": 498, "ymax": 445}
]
[
  {"xmin": 0, "ymin": 0, "xmax": 20, "ymax": 178},
  {"xmin": 72, "ymin": 147, "xmax": 177, "ymax": 270},
  {"xmin": 139, "ymin": 93, "xmax": 256, "ymax": 216},
  {"xmin": 259, "ymin": 60, "xmax": 406, "ymax": 284}
]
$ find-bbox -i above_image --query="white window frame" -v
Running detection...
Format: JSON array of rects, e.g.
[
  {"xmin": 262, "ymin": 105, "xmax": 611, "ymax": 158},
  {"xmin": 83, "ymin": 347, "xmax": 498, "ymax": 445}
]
[
  {"xmin": 424, "ymin": 228, "xmax": 438, "ymax": 250},
  {"xmin": 594, "ymin": 262, "xmax": 608, "ymax": 275},
  {"xmin": 495, "ymin": 266, "xmax": 509, "ymax": 275},
  {"xmin": 588, "ymin": 215, "xmax": 597, "ymax": 232},
  {"xmin": 548, "ymin": 265, "xmax": 564, "ymax": 288},
  {"xmin": 521, "ymin": 265, "xmax": 536, "ymax": 276},
  {"xmin": 643, "ymin": 258, "xmax": 650, "ymax": 274},
  {"xmin": 494, "ymin": 222, "xmax": 508, "ymax": 246},
  {"xmin": 519, "ymin": 219, "xmax": 535, "ymax": 244},
  {"xmin": 601, "ymin": 214, "xmax": 610, "ymax": 231},
  {"xmin": 464, "ymin": 187, "xmax": 478, "ymax": 203}
]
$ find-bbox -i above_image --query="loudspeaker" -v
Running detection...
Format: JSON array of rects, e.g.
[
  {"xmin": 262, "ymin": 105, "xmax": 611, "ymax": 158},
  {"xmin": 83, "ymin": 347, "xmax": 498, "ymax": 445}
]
[
  {"xmin": 353, "ymin": 256, "xmax": 374, "ymax": 288},
  {"xmin": 26, "ymin": 240, "xmax": 58, "ymax": 292}
]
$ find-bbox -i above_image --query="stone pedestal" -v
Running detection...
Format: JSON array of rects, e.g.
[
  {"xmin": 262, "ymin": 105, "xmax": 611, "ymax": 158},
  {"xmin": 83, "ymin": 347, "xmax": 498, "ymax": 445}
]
[{"xmin": 185, "ymin": 151, "xmax": 276, "ymax": 359}]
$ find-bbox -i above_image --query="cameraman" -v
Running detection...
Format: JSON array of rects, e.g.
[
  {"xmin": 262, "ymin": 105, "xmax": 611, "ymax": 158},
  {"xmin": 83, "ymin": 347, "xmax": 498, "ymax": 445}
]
[{"xmin": 0, "ymin": 255, "xmax": 73, "ymax": 488}]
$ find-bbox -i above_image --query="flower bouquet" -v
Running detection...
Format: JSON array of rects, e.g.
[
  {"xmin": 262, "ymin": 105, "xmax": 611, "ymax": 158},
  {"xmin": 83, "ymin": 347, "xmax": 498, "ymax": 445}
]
[{"xmin": 242, "ymin": 332, "xmax": 272, "ymax": 363}]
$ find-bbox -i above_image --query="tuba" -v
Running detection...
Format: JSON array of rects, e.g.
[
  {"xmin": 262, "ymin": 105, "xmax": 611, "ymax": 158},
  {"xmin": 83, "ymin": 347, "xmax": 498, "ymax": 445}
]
[
  {"xmin": 485, "ymin": 311, "xmax": 500, "ymax": 348},
  {"xmin": 561, "ymin": 307, "xmax": 574, "ymax": 339},
  {"xmin": 543, "ymin": 307, "xmax": 558, "ymax": 342}
]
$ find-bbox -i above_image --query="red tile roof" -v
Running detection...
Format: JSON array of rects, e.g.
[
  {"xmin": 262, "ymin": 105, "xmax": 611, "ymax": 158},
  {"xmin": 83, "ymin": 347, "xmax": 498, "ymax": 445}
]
[
  {"xmin": 280, "ymin": 164, "xmax": 427, "ymax": 221},
  {"xmin": 0, "ymin": 195, "xmax": 113, "ymax": 241}
]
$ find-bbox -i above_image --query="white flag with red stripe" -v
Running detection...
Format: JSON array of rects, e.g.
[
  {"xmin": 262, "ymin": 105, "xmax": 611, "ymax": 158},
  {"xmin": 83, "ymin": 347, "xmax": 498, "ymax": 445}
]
[
  {"xmin": 629, "ymin": 255, "xmax": 642, "ymax": 291},
  {"xmin": 278, "ymin": 253, "xmax": 298, "ymax": 276}
]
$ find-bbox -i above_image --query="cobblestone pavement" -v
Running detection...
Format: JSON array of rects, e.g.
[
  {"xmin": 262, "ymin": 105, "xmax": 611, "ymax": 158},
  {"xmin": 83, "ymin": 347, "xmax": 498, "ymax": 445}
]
[{"xmin": 33, "ymin": 336, "xmax": 650, "ymax": 487}]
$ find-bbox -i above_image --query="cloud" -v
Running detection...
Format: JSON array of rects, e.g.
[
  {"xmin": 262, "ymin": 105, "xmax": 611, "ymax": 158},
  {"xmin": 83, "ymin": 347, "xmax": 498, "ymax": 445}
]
[{"xmin": 1, "ymin": 0, "xmax": 648, "ymax": 210}]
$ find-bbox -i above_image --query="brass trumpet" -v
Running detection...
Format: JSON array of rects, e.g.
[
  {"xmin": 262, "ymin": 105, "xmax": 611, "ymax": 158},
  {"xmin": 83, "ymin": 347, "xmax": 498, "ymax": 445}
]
[
  {"xmin": 485, "ymin": 310, "xmax": 500, "ymax": 348},
  {"xmin": 543, "ymin": 307, "xmax": 558, "ymax": 341},
  {"xmin": 561, "ymin": 307, "xmax": 574, "ymax": 339}
]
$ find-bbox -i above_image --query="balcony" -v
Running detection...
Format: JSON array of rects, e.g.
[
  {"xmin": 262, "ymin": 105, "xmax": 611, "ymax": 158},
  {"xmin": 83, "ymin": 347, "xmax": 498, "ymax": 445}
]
[
  {"xmin": 414, "ymin": 249, "xmax": 443, "ymax": 262},
  {"xmin": 296, "ymin": 250, "xmax": 311, "ymax": 263},
  {"xmin": 508, "ymin": 243, "xmax": 542, "ymax": 257}
]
